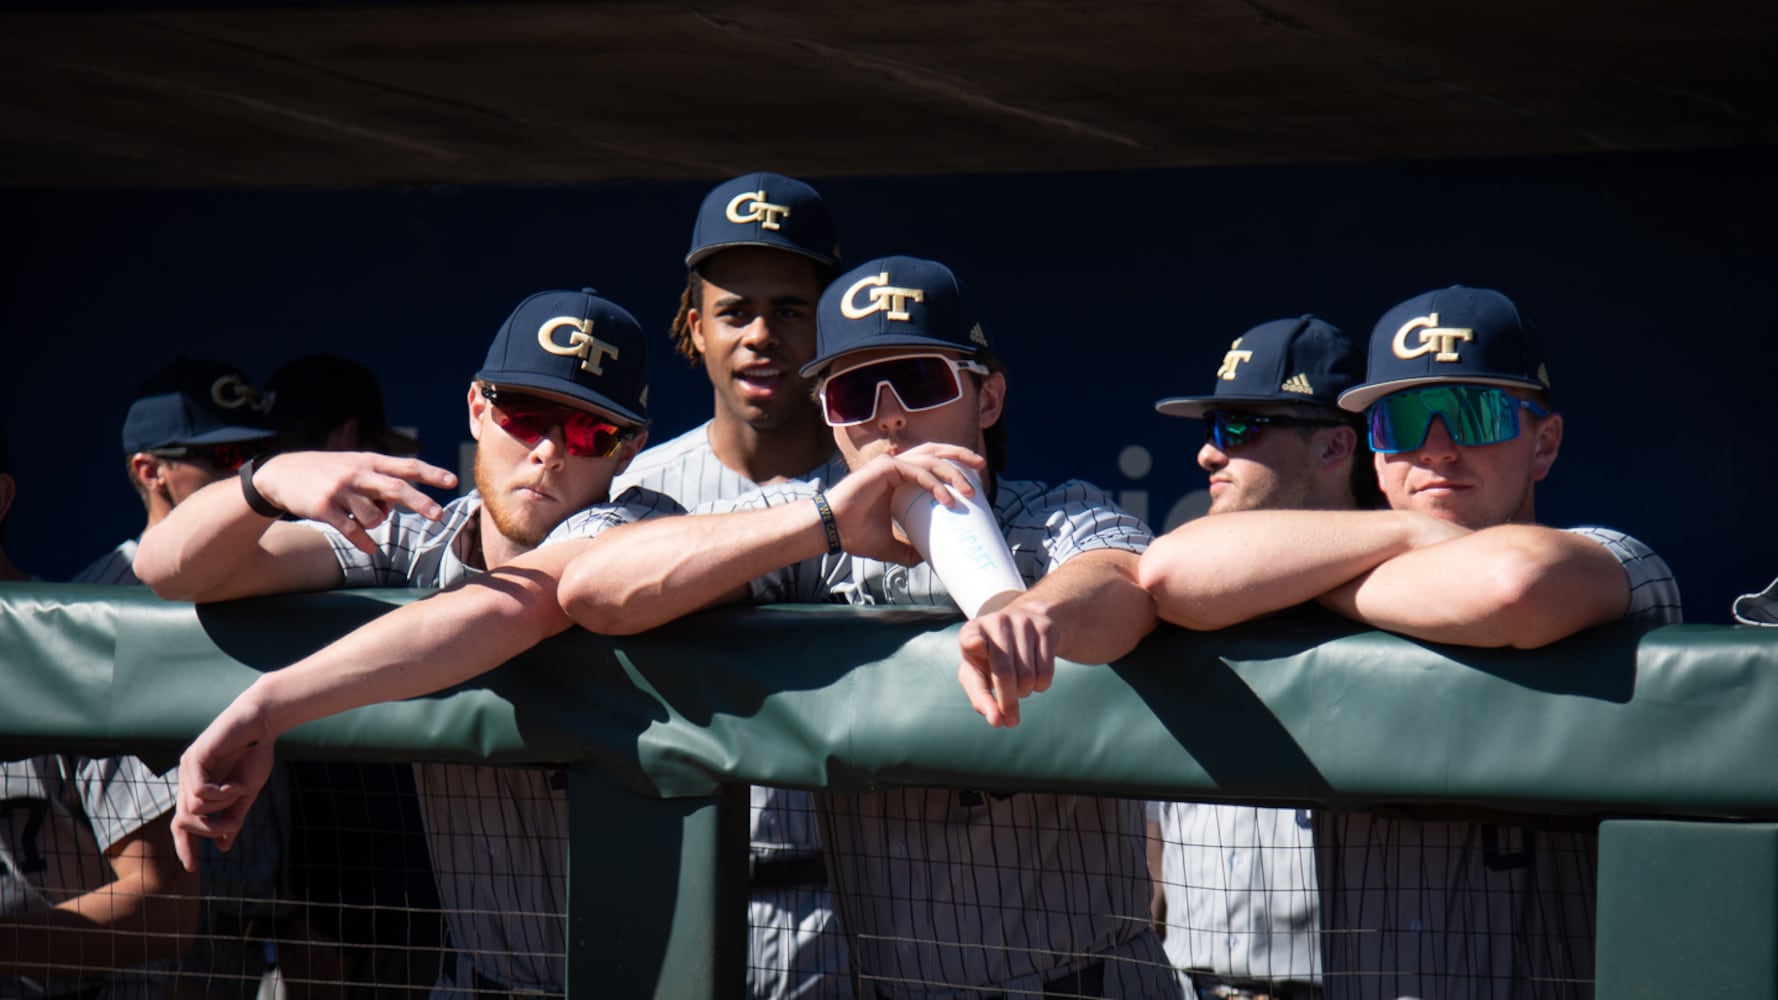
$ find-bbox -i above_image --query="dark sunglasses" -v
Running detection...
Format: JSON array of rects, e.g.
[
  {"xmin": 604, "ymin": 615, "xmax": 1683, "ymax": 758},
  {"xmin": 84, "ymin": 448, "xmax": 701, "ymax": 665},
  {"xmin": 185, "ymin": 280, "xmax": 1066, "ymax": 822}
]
[
  {"xmin": 818, "ymin": 353, "xmax": 990, "ymax": 427},
  {"xmin": 148, "ymin": 441, "xmax": 265, "ymax": 472},
  {"xmin": 480, "ymin": 384, "xmax": 639, "ymax": 459},
  {"xmin": 1367, "ymin": 385, "xmax": 1550, "ymax": 454},
  {"xmin": 1203, "ymin": 410, "xmax": 1345, "ymax": 451}
]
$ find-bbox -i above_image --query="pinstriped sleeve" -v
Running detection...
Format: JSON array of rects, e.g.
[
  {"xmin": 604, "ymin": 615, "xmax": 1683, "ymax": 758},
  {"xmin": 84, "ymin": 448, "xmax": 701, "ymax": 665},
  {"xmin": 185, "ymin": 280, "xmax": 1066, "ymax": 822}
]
[
  {"xmin": 999, "ymin": 478, "xmax": 1152, "ymax": 577},
  {"xmin": 542, "ymin": 487, "xmax": 687, "ymax": 545},
  {"xmin": 1565, "ymin": 525, "xmax": 1684, "ymax": 626}
]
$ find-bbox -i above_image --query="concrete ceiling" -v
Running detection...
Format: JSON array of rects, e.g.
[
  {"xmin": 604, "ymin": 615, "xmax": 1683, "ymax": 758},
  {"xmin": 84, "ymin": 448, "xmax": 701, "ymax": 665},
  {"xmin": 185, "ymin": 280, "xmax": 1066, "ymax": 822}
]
[{"xmin": 3, "ymin": 0, "xmax": 1775, "ymax": 188}]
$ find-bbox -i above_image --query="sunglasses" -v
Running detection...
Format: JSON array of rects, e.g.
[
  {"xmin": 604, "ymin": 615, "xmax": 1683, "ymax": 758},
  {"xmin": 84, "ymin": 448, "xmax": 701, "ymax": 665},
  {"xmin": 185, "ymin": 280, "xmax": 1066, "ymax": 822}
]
[
  {"xmin": 819, "ymin": 354, "xmax": 991, "ymax": 427},
  {"xmin": 148, "ymin": 441, "xmax": 264, "ymax": 472},
  {"xmin": 1203, "ymin": 410, "xmax": 1345, "ymax": 451},
  {"xmin": 1367, "ymin": 385, "xmax": 1551, "ymax": 454},
  {"xmin": 480, "ymin": 384, "xmax": 639, "ymax": 459}
]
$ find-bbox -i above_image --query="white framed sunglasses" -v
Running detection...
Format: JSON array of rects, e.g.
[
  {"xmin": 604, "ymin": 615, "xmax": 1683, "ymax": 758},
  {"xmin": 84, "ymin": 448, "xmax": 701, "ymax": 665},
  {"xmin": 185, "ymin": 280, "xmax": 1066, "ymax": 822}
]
[{"xmin": 818, "ymin": 353, "xmax": 990, "ymax": 427}]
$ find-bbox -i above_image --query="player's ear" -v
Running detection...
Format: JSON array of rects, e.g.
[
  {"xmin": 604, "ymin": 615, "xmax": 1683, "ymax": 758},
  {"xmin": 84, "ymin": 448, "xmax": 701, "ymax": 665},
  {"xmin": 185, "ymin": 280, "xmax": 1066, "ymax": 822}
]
[
  {"xmin": 129, "ymin": 453, "xmax": 164, "ymax": 491},
  {"xmin": 1528, "ymin": 411, "xmax": 1562, "ymax": 483},
  {"xmin": 466, "ymin": 382, "xmax": 487, "ymax": 442},
  {"xmin": 974, "ymin": 371, "xmax": 1006, "ymax": 429},
  {"xmin": 687, "ymin": 307, "xmax": 708, "ymax": 358},
  {"xmin": 611, "ymin": 430, "xmax": 649, "ymax": 478},
  {"xmin": 1320, "ymin": 425, "xmax": 1358, "ymax": 469}
]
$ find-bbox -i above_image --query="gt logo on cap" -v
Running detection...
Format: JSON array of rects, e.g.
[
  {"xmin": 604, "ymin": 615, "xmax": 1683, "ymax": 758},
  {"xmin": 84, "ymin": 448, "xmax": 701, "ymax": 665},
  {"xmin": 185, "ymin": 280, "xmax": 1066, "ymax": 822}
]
[
  {"xmin": 725, "ymin": 191, "xmax": 791, "ymax": 231},
  {"xmin": 538, "ymin": 316, "xmax": 620, "ymax": 375},
  {"xmin": 1393, "ymin": 313, "xmax": 1474, "ymax": 363},
  {"xmin": 212, "ymin": 375, "xmax": 268, "ymax": 412},
  {"xmin": 840, "ymin": 272, "xmax": 925, "ymax": 322},
  {"xmin": 1216, "ymin": 339, "xmax": 1253, "ymax": 381}
]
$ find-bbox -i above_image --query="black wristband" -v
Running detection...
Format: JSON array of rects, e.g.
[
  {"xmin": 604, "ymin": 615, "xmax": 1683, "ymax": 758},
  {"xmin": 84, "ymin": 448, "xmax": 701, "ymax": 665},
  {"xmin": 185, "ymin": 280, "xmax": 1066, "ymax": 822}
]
[
  {"xmin": 812, "ymin": 492, "xmax": 843, "ymax": 555},
  {"xmin": 238, "ymin": 456, "xmax": 287, "ymax": 519}
]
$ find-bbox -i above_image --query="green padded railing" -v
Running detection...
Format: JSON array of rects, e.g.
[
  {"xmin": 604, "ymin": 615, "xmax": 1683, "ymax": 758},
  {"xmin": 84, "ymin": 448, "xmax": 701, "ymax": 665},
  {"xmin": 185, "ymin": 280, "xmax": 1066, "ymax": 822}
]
[{"xmin": 3, "ymin": 582, "xmax": 1776, "ymax": 998}]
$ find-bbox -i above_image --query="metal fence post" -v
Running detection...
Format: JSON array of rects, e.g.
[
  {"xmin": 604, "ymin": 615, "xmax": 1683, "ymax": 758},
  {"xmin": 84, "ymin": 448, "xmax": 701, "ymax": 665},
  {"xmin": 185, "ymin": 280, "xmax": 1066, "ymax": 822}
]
[
  {"xmin": 1596, "ymin": 818, "xmax": 1778, "ymax": 997},
  {"xmin": 566, "ymin": 768, "xmax": 748, "ymax": 998}
]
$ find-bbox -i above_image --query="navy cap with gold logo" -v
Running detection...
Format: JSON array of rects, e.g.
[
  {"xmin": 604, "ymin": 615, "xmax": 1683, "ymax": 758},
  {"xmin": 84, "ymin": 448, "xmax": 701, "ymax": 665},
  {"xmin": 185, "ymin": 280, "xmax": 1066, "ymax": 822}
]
[
  {"xmin": 476, "ymin": 289, "xmax": 649, "ymax": 426},
  {"xmin": 803, "ymin": 256, "xmax": 988, "ymax": 376},
  {"xmin": 1155, "ymin": 315, "xmax": 1361, "ymax": 419},
  {"xmin": 686, "ymin": 172, "xmax": 840, "ymax": 269},
  {"xmin": 1339, "ymin": 285, "xmax": 1552, "ymax": 412},
  {"xmin": 121, "ymin": 357, "xmax": 276, "ymax": 453}
]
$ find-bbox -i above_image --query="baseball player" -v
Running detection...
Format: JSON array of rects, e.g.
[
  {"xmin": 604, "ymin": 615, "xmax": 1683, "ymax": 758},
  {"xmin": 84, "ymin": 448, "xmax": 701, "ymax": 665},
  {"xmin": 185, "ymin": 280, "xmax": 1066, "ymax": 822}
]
[
  {"xmin": 264, "ymin": 353, "xmax": 423, "ymax": 455},
  {"xmin": 73, "ymin": 358, "xmax": 277, "ymax": 585},
  {"xmin": 1144, "ymin": 315, "xmax": 1372, "ymax": 1000},
  {"xmin": 613, "ymin": 172, "xmax": 854, "ymax": 1000},
  {"xmin": 0, "ymin": 433, "xmax": 202, "ymax": 997},
  {"xmin": 1139, "ymin": 286, "xmax": 1683, "ymax": 999},
  {"xmin": 137, "ymin": 288, "xmax": 678, "ymax": 998},
  {"xmin": 554, "ymin": 256, "xmax": 1185, "ymax": 998}
]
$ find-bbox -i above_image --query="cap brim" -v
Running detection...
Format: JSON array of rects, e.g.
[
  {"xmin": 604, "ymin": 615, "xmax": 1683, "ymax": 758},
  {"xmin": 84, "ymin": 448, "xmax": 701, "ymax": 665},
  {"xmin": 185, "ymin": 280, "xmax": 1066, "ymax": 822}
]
[
  {"xmin": 687, "ymin": 240, "xmax": 836, "ymax": 269},
  {"xmin": 1154, "ymin": 394, "xmax": 1320, "ymax": 419},
  {"xmin": 801, "ymin": 336, "xmax": 981, "ymax": 377},
  {"xmin": 1338, "ymin": 375, "xmax": 1548, "ymax": 412},
  {"xmin": 364, "ymin": 425, "xmax": 422, "ymax": 456},
  {"xmin": 476, "ymin": 370, "xmax": 647, "ymax": 427},
  {"xmin": 177, "ymin": 426, "xmax": 278, "ymax": 447}
]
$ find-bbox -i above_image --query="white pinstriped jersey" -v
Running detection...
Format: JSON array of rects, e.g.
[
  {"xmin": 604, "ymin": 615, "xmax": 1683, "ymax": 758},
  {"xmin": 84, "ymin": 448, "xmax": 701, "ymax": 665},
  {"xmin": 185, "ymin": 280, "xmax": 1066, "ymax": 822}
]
[
  {"xmin": 0, "ymin": 754, "xmax": 178, "ymax": 999},
  {"xmin": 612, "ymin": 419, "xmax": 850, "ymax": 505},
  {"xmin": 1147, "ymin": 800, "xmax": 1319, "ymax": 986},
  {"xmin": 308, "ymin": 486, "xmax": 683, "ymax": 995},
  {"xmin": 702, "ymin": 477, "xmax": 1179, "ymax": 998},
  {"xmin": 1315, "ymin": 526, "xmax": 1681, "ymax": 1000},
  {"xmin": 71, "ymin": 539, "xmax": 140, "ymax": 586},
  {"xmin": 614, "ymin": 420, "xmax": 854, "ymax": 1000}
]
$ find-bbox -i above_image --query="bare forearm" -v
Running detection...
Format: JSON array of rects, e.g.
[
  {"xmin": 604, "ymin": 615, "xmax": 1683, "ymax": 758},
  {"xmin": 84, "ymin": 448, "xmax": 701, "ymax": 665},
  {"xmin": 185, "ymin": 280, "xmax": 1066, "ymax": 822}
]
[
  {"xmin": 134, "ymin": 476, "xmax": 280, "ymax": 599},
  {"xmin": 1325, "ymin": 524, "xmax": 1631, "ymax": 648},
  {"xmin": 0, "ymin": 825, "xmax": 199, "ymax": 973},
  {"xmin": 246, "ymin": 559, "xmax": 577, "ymax": 737},
  {"xmin": 1140, "ymin": 509, "xmax": 1457, "ymax": 630},
  {"xmin": 559, "ymin": 505, "xmax": 828, "ymax": 635},
  {"xmin": 1018, "ymin": 551, "xmax": 1156, "ymax": 664}
]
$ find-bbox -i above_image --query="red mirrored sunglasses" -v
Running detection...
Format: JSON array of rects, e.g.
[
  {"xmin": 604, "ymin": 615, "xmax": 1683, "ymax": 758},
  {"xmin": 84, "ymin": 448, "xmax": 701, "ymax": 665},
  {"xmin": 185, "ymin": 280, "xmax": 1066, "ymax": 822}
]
[
  {"xmin": 148, "ymin": 441, "xmax": 266, "ymax": 472},
  {"xmin": 480, "ymin": 384, "xmax": 639, "ymax": 459}
]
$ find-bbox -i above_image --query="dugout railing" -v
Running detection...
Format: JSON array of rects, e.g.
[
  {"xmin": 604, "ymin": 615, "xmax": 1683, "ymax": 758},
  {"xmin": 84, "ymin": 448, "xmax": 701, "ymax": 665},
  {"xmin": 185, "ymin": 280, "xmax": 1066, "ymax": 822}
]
[{"xmin": 2, "ymin": 582, "xmax": 1776, "ymax": 998}]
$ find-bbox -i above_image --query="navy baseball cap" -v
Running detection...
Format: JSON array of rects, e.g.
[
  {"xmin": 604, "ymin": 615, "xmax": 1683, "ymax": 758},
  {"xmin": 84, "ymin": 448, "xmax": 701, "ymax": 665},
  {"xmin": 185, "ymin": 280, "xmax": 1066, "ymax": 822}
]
[
  {"xmin": 266, "ymin": 354, "xmax": 421, "ymax": 455},
  {"xmin": 1156, "ymin": 315, "xmax": 1362, "ymax": 419},
  {"xmin": 685, "ymin": 172, "xmax": 840, "ymax": 269},
  {"xmin": 1339, "ymin": 285, "xmax": 1553, "ymax": 412},
  {"xmin": 803, "ymin": 256, "xmax": 989, "ymax": 377},
  {"xmin": 476, "ymin": 289, "xmax": 649, "ymax": 426},
  {"xmin": 121, "ymin": 358, "xmax": 276, "ymax": 453}
]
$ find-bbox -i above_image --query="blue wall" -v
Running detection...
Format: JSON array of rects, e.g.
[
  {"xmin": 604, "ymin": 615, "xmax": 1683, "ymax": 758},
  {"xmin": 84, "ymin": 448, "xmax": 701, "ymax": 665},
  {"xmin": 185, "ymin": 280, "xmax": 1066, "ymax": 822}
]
[{"xmin": 3, "ymin": 147, "xmax": 1772, "ymax": 621}]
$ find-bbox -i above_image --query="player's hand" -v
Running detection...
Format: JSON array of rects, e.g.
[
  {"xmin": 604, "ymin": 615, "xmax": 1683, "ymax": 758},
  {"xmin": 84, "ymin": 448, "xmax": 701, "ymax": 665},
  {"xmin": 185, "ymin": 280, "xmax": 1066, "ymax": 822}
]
[
  {"xmin": 172, "ymin": 703, "xmax": 278, "ymax": 872},
  {"xmin": 956, "ymin": 602, "xmax": 1058, "ymax": 728},
  {"xmin": 250, "ymin": 451, "xmax": 458, "ymax": 554},
  {"xmin": 823, "ymin": 443, "xmax": 986, "ymax": 564}
]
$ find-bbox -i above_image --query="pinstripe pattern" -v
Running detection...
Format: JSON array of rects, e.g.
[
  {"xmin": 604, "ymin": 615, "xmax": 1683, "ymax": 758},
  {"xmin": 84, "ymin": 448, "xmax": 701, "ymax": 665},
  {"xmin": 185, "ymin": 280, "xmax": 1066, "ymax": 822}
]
[
  {"xmin": 70, "ymin": 539, "xmax": 141, "ymax": 585},
  {"xmin": 1148, "ymin": 801, "xmax": 1320, "ymax": 987},
  {"xmin": 310, "ymin": 487, "xmax": 680, "ymax": 995},
  {"xmin": 1315, "ymin": 526, "xmax": 1681, "ymax": 1000},
  {"xmin": 614, "ymin": 424, "xmax": 854, "ymax": 1000},
  {"xmin": 705, "ymin": 476, "xmax": 1175, "ymax": 997},
  {"xmin": 0, "ymin": 754, "xmax": 178, "ymax": 999}
]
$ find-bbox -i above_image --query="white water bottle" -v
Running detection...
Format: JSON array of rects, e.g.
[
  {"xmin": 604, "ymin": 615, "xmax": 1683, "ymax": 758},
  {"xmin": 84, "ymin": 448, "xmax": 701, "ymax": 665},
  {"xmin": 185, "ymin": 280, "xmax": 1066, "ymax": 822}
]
[{"xmin": 891, "ymin": 462, "xmax": 1027, "ymax": 618}]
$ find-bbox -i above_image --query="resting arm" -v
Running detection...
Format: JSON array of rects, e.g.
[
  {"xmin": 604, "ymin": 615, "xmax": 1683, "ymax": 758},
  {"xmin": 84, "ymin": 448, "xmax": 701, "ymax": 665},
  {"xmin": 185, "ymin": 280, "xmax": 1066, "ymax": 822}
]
[
  {"xmin": 135, "ymin": 451, "xmax": 456, "ymax": 602},
  {"xmin": 1139, "ymin": 509, "xmax": 1466, "ymax": 630},
  {"xmin": 0, "ymin": 813, "xmax": 201, "ymax": 974},
  {"xmin": 173, "ymin": 537, "xmax": 592, "ymax": 870},
  {"xmin": 1318, "ymin": 523, "xmax": 1632, "ymax": 648},
  {"xmin": 559, "ymin": 442, "xmax": 986, "ymax": 636},
  {"xmin": 959, "ymin": 548, "xmax": 1156, "ymax": 728}
]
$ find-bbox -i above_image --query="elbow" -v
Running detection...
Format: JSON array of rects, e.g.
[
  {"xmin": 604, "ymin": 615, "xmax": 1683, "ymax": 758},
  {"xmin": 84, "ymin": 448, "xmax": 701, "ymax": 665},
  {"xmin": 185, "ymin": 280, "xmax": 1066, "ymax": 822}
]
[
  {"xmin": 1137, "ymin": 546, "xmax": 1240, "ymax": 632},
  {"xmin": 557, "ymin": 555, "xmax": 648, "ymax": 636},
  {"xmin": 1471, "ymin": 544, "xmax": 1603, "ymax": 649}
]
